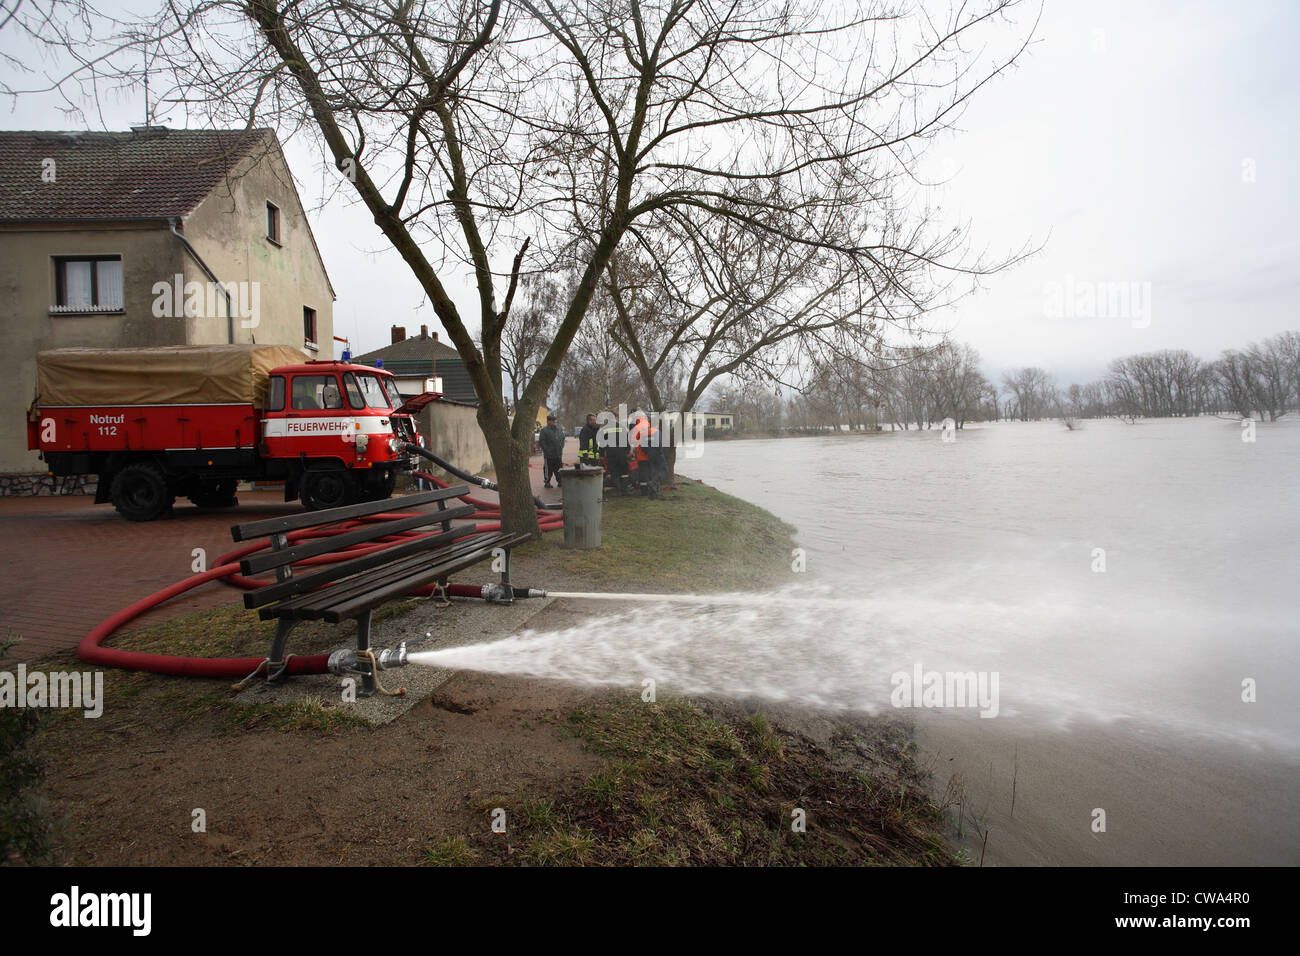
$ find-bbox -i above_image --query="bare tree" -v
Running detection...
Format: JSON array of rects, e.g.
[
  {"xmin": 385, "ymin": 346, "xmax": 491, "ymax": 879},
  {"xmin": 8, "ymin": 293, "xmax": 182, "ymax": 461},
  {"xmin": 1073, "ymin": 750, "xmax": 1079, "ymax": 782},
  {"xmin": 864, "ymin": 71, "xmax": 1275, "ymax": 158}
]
[
  {"xmin": 929, "ymin": 340, "xmax": 991, "ymax": 428},
  {"xmin": 1000, "ymin": 366, "xmax": 1054, "ymax": 421},
  {"xmin": 1105, "ymin": 350, "xmax": 1206, "ymax": 418},
  {"xmin": 13, "ymin": 0, "xmax": 1038, "ymax": 531},
  {"xmin": 554, "ymin": 291, "xmax": 643, "ymax": 421},
  {"xmin": 495, "ymin": 273, "xmax": 562, "ymax": 407}
]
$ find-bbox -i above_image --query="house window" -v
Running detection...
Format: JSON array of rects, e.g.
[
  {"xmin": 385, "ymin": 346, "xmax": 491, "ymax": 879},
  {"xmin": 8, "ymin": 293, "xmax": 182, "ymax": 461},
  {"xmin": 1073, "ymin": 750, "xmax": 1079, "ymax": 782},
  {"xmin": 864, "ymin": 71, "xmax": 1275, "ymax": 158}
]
[
  {"xmin": 266, "ymin": 202, "xmax": 281, "ymax": 243},
  {"xmin": 303, "ymin": 306, "xmax": 317, "ymax": 349},
  {"xmin": 53, "ymin": 256, "xmax": 123, "ymax": 311},
  {"xmin": 706, "ymin": 417, "xmax": 716, "ymax": 427}
]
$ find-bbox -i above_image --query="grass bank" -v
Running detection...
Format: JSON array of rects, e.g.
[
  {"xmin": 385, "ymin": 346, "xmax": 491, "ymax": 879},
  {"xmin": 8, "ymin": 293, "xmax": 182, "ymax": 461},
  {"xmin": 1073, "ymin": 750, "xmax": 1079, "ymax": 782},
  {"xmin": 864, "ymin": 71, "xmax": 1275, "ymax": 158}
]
[{"xmin": 429, "ymin": 695, "xmax": 956, "ymax": 866}]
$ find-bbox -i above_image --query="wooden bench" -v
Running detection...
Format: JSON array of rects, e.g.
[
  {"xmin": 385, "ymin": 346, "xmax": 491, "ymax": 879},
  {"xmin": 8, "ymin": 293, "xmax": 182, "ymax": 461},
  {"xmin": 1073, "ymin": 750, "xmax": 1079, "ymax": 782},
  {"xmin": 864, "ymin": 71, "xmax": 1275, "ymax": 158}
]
[{"xmin": 230, "ymin": 487, "xmax": 531, "ymax": 695}]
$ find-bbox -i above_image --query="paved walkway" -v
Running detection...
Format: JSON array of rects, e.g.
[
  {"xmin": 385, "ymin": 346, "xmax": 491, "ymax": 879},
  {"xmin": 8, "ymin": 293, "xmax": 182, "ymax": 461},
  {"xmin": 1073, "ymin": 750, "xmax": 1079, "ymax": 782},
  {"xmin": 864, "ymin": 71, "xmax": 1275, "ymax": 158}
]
[{"xmin": 0, "ymin": 443, "xmax": 575, "ymax": 665}]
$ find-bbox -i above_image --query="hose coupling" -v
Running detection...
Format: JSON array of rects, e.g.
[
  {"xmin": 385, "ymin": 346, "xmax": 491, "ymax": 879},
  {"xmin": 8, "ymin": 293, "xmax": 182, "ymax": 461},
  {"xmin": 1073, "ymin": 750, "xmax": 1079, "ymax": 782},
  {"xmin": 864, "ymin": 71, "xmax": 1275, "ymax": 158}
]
[
  {"xmin": 480, "ymin": 583, "xmax": 513, "ymax": 605},
  {"xmin": 327, "ymin": 643, "xmax": 410, "ymax": 675}
]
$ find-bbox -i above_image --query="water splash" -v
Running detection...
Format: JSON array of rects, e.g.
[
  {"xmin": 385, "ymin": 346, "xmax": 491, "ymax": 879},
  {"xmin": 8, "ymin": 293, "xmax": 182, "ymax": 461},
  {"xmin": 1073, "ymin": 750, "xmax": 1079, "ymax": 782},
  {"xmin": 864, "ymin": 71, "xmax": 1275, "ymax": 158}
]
[{"xmin": 407, "ymin": 583, "xmax": 1300, "ymax": 754}]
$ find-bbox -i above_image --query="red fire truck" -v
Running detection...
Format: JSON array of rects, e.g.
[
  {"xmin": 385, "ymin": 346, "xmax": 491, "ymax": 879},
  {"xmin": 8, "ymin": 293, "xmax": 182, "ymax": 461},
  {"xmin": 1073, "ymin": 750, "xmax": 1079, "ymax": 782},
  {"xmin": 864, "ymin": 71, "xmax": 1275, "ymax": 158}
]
[{"xmin": 27, "ymin": 345, "xmax": 432, "ymax": 521}]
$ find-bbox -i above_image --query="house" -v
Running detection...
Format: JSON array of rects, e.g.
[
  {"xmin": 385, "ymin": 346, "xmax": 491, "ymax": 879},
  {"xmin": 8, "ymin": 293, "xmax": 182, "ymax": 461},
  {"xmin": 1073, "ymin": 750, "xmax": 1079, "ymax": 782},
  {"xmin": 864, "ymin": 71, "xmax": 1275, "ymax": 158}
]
[
  {"xmin": 0, "ymin": 126, "xmax": 335, "ymax": 478},
  {"xmin": 682, "ymin": 410, "xmax": 734, "ymax": 431},
  {"xmin": 352, "ymin": 325, "xmax": 478, "ymax": 404}
]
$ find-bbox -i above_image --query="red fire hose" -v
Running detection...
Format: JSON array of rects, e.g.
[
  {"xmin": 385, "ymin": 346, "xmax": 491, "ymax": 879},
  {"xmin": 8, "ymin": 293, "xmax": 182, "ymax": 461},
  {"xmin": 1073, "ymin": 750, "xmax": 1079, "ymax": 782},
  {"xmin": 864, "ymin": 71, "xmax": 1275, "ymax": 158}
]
[{"xmin": 76, "ymin": 472, "xmax": 562, "ymax": 678}]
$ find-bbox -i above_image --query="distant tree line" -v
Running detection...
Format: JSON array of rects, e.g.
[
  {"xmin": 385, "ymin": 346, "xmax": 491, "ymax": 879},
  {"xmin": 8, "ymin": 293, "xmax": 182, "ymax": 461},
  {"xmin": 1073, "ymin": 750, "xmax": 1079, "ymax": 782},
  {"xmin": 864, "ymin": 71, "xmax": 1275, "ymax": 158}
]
[{"xmin": 662, "ymin": 330, "xmax": 1300, "ymax": 433}]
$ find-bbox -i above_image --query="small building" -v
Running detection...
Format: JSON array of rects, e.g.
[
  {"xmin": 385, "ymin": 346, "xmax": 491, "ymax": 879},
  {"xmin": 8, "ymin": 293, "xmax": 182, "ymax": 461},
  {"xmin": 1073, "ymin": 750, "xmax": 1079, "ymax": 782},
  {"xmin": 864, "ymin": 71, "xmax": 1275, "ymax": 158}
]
[
  {"xmin": 352, "ymin": 325, "xmax": 477, "ymax": 404},
  {"xmin": 0, "ymin": 126, "xmax": 335, "ymax": 479},
  {"xmin": 682, "ymin": 410, "xmax": 734, "ymax": 431}
]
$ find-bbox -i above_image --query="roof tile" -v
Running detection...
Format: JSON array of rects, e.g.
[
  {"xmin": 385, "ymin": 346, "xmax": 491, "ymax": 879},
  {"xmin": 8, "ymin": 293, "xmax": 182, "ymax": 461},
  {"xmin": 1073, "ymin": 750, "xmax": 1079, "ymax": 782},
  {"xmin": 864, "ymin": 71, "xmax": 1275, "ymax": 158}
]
[{"xmin": 0, "ymin": 127, "xmax": 270, "ymax": 222}]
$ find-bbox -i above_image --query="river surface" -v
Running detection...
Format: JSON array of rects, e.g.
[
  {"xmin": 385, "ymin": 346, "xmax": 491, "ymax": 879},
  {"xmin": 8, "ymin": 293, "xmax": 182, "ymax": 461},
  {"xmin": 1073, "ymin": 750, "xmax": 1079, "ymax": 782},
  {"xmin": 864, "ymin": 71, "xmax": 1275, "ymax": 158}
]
[{"xmin": 682, "ymin": 417, "xmax": 1299, "ymax": 864}]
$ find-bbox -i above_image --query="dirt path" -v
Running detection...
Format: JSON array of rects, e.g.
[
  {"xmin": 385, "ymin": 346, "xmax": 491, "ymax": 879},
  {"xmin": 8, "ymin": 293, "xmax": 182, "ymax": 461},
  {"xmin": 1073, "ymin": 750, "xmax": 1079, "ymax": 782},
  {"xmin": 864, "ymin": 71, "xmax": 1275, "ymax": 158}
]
[{"xmin": 47, "ymin": 664, "xmax": 605, "ymax": 865}]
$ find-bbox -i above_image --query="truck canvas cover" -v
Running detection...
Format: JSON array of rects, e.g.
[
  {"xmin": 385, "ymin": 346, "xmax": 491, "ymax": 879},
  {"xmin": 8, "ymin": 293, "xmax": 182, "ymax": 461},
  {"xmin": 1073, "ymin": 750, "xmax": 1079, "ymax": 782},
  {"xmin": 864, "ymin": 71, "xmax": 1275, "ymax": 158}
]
[{"xmin": 37, "ymin": 344, "xmax": 308, "ymax": 408}]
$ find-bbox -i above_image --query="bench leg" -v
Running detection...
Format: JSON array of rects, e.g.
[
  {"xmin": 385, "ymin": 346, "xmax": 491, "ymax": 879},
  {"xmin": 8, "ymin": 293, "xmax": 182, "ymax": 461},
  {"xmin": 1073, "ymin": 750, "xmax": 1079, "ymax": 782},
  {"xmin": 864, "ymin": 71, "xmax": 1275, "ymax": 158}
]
[
  {"xmin": 354, "ymin": 610, "xmax": 378, "ymax": 698},
  {"xmin": 500, "ymin": 547, "xmax": 513, "ymax": 598},
  {"xmin": 267, "ymin": 619, "xmax": 300, "ymax": 683}
]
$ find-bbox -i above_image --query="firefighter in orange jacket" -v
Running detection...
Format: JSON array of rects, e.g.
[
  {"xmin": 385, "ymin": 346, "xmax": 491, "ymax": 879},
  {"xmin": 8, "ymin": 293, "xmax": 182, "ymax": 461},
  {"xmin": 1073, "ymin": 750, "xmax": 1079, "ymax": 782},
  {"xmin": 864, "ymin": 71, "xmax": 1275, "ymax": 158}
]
[{"xmin": 629, "ymin": 410, "xmax": 663, "ymax": 499}]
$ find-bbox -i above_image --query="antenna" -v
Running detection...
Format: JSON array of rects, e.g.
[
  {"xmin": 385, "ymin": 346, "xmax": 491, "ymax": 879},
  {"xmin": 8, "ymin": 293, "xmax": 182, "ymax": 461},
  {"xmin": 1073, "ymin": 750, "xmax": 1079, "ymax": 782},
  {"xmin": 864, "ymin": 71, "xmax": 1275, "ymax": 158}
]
[{"xmin": 142, "ymin": 47, "xmax": 150, "ymax": 126}]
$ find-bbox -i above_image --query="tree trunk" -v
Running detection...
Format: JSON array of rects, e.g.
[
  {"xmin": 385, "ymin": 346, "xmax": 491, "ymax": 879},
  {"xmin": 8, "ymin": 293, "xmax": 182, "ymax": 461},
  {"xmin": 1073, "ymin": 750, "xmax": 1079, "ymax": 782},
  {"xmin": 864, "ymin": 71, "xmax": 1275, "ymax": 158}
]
[{"xmin": 479, "ymin": 407, "xmax": 541, "ymax": 537}]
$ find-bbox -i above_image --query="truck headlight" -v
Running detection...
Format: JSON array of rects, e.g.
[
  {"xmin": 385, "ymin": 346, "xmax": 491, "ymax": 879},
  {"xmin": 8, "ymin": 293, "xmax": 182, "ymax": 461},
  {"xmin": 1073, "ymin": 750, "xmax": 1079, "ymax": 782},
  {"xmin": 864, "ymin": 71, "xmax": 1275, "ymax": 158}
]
[{"xmin": 389, "ymin": 437, "xmax": 403, "ymax": 455}]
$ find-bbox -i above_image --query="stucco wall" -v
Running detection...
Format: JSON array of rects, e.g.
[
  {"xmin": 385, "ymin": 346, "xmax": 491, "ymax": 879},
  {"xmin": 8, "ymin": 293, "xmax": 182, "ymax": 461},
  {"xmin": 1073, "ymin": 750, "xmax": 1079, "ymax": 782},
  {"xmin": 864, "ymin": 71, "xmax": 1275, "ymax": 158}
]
[
  {"xmin": 182, "ymin": 138, "xmax": 334, "ymax": 354},
  {"xmin": 0, "ymin": 223, "xmax": 186, "ymax": 473},
  {"xmin": 420, "ymin": 401, "xmax": 493, "ymax": 478}
]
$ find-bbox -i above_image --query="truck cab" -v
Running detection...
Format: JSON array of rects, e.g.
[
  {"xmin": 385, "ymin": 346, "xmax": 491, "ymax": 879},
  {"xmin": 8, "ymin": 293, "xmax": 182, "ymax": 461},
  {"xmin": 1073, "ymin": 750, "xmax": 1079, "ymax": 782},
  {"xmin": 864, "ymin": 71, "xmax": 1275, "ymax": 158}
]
[{"xmin": 262, "ymin": 361, "xmax": 425, "ymax": 509}]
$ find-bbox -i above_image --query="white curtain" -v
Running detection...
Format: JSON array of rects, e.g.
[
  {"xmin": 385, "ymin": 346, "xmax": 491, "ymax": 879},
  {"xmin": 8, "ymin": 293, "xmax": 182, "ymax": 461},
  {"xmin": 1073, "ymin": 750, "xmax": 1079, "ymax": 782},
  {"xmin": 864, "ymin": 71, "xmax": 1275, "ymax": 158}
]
[
  {"xmin": 96, "ymin": 259, "xmax": 123, "ymax": 309},
  {"xmin": 63, "ymin": 260, "xmax": 93, "ymax": 307}
]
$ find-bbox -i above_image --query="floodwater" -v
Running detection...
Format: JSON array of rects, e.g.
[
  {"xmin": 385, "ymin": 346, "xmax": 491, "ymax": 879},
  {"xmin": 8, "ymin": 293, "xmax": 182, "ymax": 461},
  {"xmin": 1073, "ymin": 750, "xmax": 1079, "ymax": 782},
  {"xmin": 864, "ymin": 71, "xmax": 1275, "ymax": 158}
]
[
  {"xmin": 415, "ymin": 417, "xmax": 1300, "ymax": 864},
  {"xmin": 691, "ymin": 417, "xmax": 1300, "ymax": 864}
]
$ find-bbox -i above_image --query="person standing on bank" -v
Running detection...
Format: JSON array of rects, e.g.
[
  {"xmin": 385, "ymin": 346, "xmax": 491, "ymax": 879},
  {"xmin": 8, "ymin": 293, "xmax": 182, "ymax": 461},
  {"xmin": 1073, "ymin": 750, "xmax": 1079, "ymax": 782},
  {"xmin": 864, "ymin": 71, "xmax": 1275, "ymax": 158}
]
[
  {"xmin": 630, "ymin": 410, "xmax": 664, "ymax": 499},
  {"xmin": 539, "ymin": 413, "xmax": 566, "ymax": 488},
  {"xmin": 603, "ymin": 416, "xmax": 632, "ymax": 496},
  {"xmin": 577, "ymin": 413, "xmax": 602, "ymax": 468}
]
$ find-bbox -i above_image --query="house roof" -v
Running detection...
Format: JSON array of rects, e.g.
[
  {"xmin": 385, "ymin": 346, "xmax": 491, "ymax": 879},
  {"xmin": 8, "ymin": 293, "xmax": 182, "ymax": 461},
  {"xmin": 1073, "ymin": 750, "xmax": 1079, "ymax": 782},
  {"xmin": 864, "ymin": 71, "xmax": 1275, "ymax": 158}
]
[
  {"xmin": 434, "ymin": 359, "xmax": 478, "ymax": 405},
  {"xmin": 352, "ymin": 333, "xmax": 462, "ymax": 367},
  {"xmin": 0, "ymin": 127, "xmax": 270, "ymax": 223},
  {"xmin": 352, "ymin": 332, "xmax": 478, "ymax": 404}
]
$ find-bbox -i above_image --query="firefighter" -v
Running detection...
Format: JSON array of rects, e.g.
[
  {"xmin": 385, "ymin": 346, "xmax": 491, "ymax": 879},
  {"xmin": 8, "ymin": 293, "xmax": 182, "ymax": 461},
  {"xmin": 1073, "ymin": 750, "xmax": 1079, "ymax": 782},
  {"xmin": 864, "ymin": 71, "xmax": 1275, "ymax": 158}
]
[
  {"xmin": 630, "ymin": 410, "xmax": 664, "ymax": 499},
  {"xmin": 539, "ymin": 413, "xmax": 566, "ymax": 488},
  {"xmin": 603, "ymin": 416, "xmax": 632, "ymax": 496},
  {"xmin": 577, "ymin": 413, "xmax": 601, "ymax": 468}
]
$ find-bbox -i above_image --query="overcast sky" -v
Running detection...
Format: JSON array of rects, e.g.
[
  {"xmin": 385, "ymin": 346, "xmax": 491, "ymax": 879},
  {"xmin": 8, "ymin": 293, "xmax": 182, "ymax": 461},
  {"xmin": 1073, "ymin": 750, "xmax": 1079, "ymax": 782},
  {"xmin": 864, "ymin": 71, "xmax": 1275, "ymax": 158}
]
[{"xmin": 2, "ymin": 0, "xmax": 1296, "ymax": 389}]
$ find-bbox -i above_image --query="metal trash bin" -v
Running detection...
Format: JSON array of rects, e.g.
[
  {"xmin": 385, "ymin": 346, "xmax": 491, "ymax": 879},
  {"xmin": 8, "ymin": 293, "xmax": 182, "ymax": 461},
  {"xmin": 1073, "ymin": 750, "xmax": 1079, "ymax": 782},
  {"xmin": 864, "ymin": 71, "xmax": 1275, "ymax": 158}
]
[{"xmin": 558, "ymin": 465, "xmax": 603, "ymax": 549}]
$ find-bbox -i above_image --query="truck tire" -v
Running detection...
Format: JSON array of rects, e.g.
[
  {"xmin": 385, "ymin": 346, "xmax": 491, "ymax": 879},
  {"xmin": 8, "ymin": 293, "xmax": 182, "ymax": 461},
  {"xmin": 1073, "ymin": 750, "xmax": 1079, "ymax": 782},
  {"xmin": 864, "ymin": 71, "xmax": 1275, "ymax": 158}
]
[
  {"xmin": 189, "ymin": 480, "xmax": 238, "ymax": 509},
  {"xmin": 301, "ymin": 469, "xmax": 355, "ymax": 511},
  {"xmin": 110, "ymin": 462, "xmax": 173, "ymax": 522},
  {"xmin": 358, "ymin": 470, "xmax": 397, "ymax": 502}
]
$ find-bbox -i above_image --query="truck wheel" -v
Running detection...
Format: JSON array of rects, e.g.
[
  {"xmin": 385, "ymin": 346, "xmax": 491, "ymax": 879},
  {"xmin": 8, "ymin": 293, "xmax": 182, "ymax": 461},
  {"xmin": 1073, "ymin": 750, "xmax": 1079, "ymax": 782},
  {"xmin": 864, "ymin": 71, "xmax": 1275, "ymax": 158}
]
[
  {"xmin": 110, "ymin": 463, "xmax": 172, "ymax": 522},
  {"xmin": 301, "ymin": 470, "xmax": 355, "ymax": 511},
  {"xmin": 358, "ymin": 470, "xmax": 397, "ymax": 502},
  {"xmin": 189, "ymin": 480, "xmax": 238, "ymax": 509}
]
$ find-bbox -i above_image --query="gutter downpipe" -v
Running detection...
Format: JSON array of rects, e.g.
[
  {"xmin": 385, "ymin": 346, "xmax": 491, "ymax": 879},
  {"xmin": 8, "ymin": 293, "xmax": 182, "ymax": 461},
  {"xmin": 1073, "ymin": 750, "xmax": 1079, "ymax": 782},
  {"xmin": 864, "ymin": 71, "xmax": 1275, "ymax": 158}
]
[{"xmin": 169, "ymin": 216, "xmax": 235, "ymax": 344}]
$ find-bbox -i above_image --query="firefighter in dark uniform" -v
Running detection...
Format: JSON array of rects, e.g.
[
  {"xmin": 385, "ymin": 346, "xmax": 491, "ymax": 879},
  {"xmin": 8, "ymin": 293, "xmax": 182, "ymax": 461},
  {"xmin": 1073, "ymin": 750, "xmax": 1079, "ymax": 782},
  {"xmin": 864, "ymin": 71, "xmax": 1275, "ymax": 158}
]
[
  {"xmin": 577, "ymin": 413, "xmax": 601, "ymax": 468},
  {"xmin": 602, "ymin": 416, "xmax": 632, "ymax": 496}
]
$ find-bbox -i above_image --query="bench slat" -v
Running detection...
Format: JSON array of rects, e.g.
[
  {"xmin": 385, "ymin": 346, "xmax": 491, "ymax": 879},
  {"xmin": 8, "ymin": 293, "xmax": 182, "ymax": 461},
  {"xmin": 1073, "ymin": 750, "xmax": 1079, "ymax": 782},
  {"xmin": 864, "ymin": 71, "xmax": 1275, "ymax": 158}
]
[
  {"xmin": 258, "ymin": 532, "xmax": 530, "ymax": 623},
  {"xmin": 240, "ymin": 504, "xmax": 475, "ymax": 575},
  {"xmin": 243, "ymin": 524, "xmax": 474, "ymax": 609},
  {"xmin": 258, "ymin": 534, "xmax": 494, "ymax": 619},
  {"xmin": 321, "ymin": 532, "xmax": 532, "ymax": 623},
  {"xmin": 230, "ymin": 486, "xmax": 468, "ymax": 541}
]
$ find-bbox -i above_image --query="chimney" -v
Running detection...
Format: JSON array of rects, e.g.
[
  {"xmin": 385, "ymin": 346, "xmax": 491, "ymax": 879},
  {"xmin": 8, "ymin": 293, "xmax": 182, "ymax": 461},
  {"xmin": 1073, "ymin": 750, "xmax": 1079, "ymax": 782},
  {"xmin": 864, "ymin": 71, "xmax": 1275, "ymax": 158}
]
[
  {"xmin": 391, "ymin": 325, "xmax": 406, "ymax": 344},
  {"xmin": 431, "ymin": 330, "xmax": 438, "ymax": 342},
  {"xmin": 420, "ymin": 324, "xmax": 429, "ymax": 339}
]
